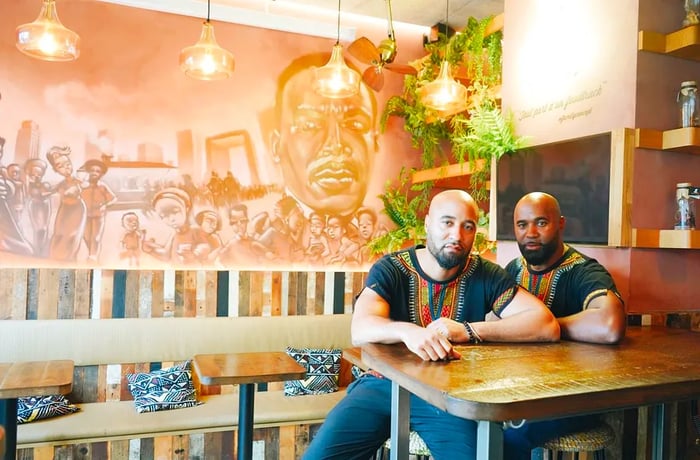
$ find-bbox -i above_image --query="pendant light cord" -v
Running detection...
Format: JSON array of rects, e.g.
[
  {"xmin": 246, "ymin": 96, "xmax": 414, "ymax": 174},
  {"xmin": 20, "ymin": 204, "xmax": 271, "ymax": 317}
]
[
  {"xmin": 335, "ymin": 0, "xmax": 341, "ymax": 45},
  {"xmin": 206, "ymin": 0, "xmax": 211, "ymax": 23},
  {"xmin": 444, "ymin": 0, "xmax": 450, "ymax": 60}
]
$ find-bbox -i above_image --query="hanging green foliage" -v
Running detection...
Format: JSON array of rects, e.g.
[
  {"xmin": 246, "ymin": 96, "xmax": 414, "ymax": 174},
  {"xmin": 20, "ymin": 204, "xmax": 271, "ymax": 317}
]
[{"xmin": 371, "ymin": 15, "xmax": 526, "ymax": 257}]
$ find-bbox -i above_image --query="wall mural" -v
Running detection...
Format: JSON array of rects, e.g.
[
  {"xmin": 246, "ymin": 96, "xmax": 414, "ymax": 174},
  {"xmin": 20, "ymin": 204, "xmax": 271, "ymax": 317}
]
[{"xmin": 1, "ymin": 1, "xmax": 423, "ymax": 270}]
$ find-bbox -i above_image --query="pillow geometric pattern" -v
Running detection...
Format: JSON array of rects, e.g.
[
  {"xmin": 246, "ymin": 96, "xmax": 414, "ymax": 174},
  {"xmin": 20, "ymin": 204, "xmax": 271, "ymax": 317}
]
[
  {"xmin": 284, "ymin": 347, "xmax": 341, "ymax": 396},
  {"xmin": 17, "ymin": 394, "xmax": 79, "ymax": 424},
  {"xmin": 351, "ymin": 364, "xmax": 364, "ymax": 380},
  {"xmin": 126, "ymin": 361, "xmax": 200, "ymax": 413}
]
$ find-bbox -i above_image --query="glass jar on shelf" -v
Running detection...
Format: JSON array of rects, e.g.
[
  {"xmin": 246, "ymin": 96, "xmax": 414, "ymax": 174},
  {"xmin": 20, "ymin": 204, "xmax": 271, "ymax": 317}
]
[
  {"xmin": 677, "ymin": 81, "xmax": 699, "ymax": 128},
  {"xmin": 675, "ymin": 182, "xmax": 696, "ymax": 230},
  {"xmin": 684, "ymin": 0, "xmax": 700, "ymax": 26}
]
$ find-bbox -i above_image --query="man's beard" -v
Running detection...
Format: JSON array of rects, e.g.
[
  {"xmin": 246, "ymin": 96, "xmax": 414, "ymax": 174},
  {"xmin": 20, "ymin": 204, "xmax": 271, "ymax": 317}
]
[
  {"xmin": 518, "ymin": 239, "xmax": 558, "ymax": 267},
  {"xmin": 427, "ymin": 236, "xmax": 468, "ymax": 270}
]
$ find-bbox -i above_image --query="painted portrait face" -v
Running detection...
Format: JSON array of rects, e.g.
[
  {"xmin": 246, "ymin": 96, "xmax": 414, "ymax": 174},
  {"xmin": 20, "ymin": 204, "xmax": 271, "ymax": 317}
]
[
  {"xmin": 286, "ymin": 207, "xmax": 306, "ymax": 236},
  {"xmin": 200, "ymin": 213, "xmax": 219, "ymax": 234},
  {"xmin": 86, "ymin": 164, "xmax": 104, "ymax": 182},
  {"xmin": 122, "ymin": 213, "xmax": 139, "ymax": 231},
  {"xmin": 51, "ymin": 154, "xmax": 73, "ymax": 177},
  {"xmin": 155, "ymin": 196, "xmax": 188, "ymax": 229},
  {"xmin": 326, "ymin": 216, "xmax": 345, "ymax": 241},
  {"xmin": 309, "ymin": 215, "xmax": 324, "ymax": 236},
  {"xmin": 229, "ymin": 209, "xmax": 249, "ymax": 237},
  {"xmin": 27, "ymin": 164, "xmax": 45, "ymax": 182},
  {"xmin": 275, "ymin": 67, "xmax": 376, "ymax": 217},
  {"xmin": 7, "ymin": 165, "xmax": 21, "ymax": 181},
  {"xmin": 357, "ymin": 212, "xmax": 376, "ymax": 240}
]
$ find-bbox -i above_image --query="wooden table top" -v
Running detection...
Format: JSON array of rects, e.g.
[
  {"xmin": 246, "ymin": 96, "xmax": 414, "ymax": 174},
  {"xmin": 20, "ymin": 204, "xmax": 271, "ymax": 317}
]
[
  {"xmin": 193, "ymin": 352, "xmax": 306, "ymax": 386},
  {"xmin": 360, "ymin": 326, "xmax": 700, "ymax": 422},
  {"xmin": 0, "ymin": 360, "xmax": 74, "ymax": 399}
]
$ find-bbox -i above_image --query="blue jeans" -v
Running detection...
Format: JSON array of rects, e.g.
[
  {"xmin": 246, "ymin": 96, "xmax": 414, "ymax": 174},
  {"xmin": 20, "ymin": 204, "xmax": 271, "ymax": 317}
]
[
  {"xmin": 302, "ymin": 374, "xmax": 478, "ymax": 460},
  {"xmin": 504, "ymin": 415, "xmax": 600, "ymax": 460}
]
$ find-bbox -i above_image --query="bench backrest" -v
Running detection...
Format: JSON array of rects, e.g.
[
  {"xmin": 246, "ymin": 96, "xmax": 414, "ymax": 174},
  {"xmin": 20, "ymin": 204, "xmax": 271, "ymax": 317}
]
[{"xmin": 0, "ymin": 314, "xmax": 353, "ymax": 366}]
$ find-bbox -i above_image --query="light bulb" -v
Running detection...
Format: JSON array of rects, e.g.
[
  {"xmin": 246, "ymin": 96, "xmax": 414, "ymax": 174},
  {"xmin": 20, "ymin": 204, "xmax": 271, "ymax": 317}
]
[
  {"xmin": 179, "ymin": 21, "xmax": 235, "ymax": 81},
  {"xmin": 16, "ymin": 0, "xmax": 80, "ymax": 61}
]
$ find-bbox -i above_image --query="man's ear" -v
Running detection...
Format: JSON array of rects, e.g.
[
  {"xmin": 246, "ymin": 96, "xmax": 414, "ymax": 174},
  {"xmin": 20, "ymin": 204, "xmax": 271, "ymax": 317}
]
[{"xmin": 270, "ymin": 129, "xmax": 281, "ymax": 164}]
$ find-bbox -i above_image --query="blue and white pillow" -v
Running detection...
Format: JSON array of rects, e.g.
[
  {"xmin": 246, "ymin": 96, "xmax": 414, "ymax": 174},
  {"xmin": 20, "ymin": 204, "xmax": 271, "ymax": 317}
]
[
  {"xmin": 17, "ymin": 394, "xmax": 79, "ymax": 424},
  {"xmin": 284, "ymin": 348, "xmax": 341, "ymax": 396},
  {"xmin": 126, "ymin": 361, "xmax": 199, "ymax": 413}
]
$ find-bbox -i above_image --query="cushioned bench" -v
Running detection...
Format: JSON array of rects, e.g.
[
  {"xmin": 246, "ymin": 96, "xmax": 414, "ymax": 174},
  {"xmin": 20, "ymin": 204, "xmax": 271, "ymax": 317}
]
[{"xmin": 0, "ymin": 314, "xmax": 352, "ymax": 449}]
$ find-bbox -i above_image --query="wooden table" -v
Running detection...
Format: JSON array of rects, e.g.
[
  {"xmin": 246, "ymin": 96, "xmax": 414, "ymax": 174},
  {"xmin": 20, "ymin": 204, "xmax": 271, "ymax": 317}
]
[
  {"xmin": 0, "ymin": 360, "xmax": 74, "ymax": 460},
  {"xmin": 360, "ymin": 326, "xmax": 700, "ymax": 460},
  {"xmin": 192, "ymin": 352, "xmax": 306, "ymax": 460}
]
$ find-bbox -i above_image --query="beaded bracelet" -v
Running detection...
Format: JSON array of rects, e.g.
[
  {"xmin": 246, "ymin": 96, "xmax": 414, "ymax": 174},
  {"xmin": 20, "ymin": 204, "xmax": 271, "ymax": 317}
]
[{"xmin": 463, "ymin": 321, "xmax": 483, "ymax": 344}]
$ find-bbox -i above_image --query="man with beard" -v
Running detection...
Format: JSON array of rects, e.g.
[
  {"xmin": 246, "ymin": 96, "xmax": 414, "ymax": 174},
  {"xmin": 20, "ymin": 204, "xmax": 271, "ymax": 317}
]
[
  {"xmin": 303, "ymin": 189, "xmax": 560, "ymax": 460},
  {"xmin": 502, "ymin": 192, "xmax": 626, "ymax": 459}
]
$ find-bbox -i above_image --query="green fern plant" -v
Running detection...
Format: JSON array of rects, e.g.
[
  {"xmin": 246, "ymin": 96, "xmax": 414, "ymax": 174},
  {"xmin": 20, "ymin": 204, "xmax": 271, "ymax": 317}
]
[
  {"xmin": 371, "ymin": 15, "xmax": 525, "ymax": 257},
  {"xmin": 367, "ymin": 168, "xmax": 431, "ymax": 255}
]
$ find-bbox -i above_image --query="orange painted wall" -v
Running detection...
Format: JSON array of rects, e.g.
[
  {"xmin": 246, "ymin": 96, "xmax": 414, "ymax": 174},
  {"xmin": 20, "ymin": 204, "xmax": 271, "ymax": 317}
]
[{"xmin": 500, "ymin": 0, "xmax": 700, "ymax": 313}]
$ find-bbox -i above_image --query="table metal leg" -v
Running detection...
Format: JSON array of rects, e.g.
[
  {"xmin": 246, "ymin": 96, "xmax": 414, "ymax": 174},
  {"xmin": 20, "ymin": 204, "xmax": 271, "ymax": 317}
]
[
  {"xmin": 651, "ymin": 403, "xmax": 667, "ymax": 460},
  {"xmin": 0, "ymin": 398, "xmax": 17, "ymax": 460},
  {"xmin": 389, "ymin": 380, "xmax": 409, "ymax": 460},
  {"xmin": 238, "ymin": 384, "xmax": 255, "ymax": 460},
  {"xmin": 476, "ymin": 420, "xmax": 503, "ymax": 460}
]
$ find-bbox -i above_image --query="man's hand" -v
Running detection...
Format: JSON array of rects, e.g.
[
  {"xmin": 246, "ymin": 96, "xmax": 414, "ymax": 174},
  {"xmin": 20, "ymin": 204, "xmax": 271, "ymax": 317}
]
[
  {"xmin": 403, "ymin": 326, "xmax": 461, "ymax": 361},
  {"xmin": 427, "ymin": 318, "xmax": 470, "ymax": 343}
]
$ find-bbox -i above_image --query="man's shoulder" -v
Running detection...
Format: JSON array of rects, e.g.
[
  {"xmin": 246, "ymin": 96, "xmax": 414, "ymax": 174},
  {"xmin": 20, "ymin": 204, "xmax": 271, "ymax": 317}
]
[
  {"xmin": 563, "ymin": 245, "xmax": 610, "ymax": 273},
  {"xmin": 503, "ymin": 256, "xmax": 524, "ymax": 273},
  {"xmin": 468, "ymin": 255, "xmax": 514, "ymax": 283}
]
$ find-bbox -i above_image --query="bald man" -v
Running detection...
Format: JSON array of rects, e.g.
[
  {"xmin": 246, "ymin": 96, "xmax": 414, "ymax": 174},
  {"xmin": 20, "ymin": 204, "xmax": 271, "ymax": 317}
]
[
  {"xmin": 304, "ymin": 189, "xmax": 560, "ymax": 460},
  {"xmin": 502, "ymin": 191, "xmax": 626, "ymax": 459}
]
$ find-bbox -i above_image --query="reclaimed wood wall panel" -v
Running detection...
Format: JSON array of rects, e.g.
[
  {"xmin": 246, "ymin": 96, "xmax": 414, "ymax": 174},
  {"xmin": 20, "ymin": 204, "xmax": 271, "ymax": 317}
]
[
  {"xmin": 99, "ymin": 270, "xmax": 114, "ymax": 319},
  {"xmin": 0, "ymin": 269, "xmax": 26, "ymax": 320},
  {"xmin": 37, "ymin": 269, "xmax": 59, "ymax": 319},
  {"xmin": 74, "ymin": 270, "xmax": 92, "ymax": 319},
  {"xmin": 6, "ymin": 268, "xmax": 369, "ymax": 459},
  {"xmin": 3, "ymin": 268, "xmax": 367, "ymax": 320}
]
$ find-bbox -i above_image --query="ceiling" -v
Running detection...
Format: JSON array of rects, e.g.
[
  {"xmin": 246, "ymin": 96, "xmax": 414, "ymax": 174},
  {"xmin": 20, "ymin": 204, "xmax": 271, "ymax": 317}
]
[
  {"xmin": 277, "ymin": 0, "xmax": 505, "ymax": 29},
  {"xmin": 100, "ymin": 0, "xmax": 504, "ymax": 41}
]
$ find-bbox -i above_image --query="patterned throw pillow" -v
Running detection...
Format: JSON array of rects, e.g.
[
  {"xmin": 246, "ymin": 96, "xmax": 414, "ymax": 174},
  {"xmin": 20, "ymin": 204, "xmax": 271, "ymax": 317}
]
[
  {"xmin": 284, "ymin": 347, "xmax": 341, "ymax": 396},
  {"xmin": 126, "ymin": 361, "xmax": 200, "ymax": 413},
  {"xmin": 17, "ymin": 394, "xmax": 79, "ymax": 424}
]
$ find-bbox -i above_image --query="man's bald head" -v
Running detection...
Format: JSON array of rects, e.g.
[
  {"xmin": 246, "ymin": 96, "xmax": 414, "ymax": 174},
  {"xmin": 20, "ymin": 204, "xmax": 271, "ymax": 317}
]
[
  {"xmin": 514, "ymin": 192, "xmax": 561, "ymax": 218},
  {"xmin": 428, "ymin": 190, "xmax": 479, "ymax": 218}
]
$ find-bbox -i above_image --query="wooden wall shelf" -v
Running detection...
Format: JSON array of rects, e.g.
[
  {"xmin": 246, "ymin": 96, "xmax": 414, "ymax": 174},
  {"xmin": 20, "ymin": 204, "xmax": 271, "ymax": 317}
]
[
  {"xmin": 639, "ymin": 26, "xmax": 700, "ymax": 60},
  {"xmin": 635, "ymin": 127, "xmax": 700, "ymax": 154},
  {"xmin": 632, "ymin": 228, "xmax": 700, "ymax": 249},
  {"xmin": 412, "ymin": 159, "xmax": 487, "ymax": 184}
]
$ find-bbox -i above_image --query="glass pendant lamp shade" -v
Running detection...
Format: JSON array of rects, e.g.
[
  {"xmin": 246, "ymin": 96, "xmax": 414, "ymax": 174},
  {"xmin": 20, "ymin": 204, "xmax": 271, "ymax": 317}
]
[
  {"xmin": 179, "ymin": 21, "xmax": 235, "ymax": 81},
  {"xmin": 16, "ymin": 0, "xmax": 80, "ymax": 62},
  {"xmin": 313, "ymin": 44, "xmax": 361, "ymax": 98},
  {"xmin": 418, "ymin": 60, "xmax": 469, "ymax": 114}
]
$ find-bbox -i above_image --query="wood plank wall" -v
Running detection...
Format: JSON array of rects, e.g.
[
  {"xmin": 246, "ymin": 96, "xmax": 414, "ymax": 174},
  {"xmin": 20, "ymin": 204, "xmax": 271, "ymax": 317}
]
[
  {"xmin": 2, "ymin": 268, "xmax": 367, "ymax": 460},
  {"xmin": 0, "ymin": 269, "xmax": 367, "ymax": 320},
  {"xmin": 4, "ymin": 269, "xmax": 698, "ymax": 459}
]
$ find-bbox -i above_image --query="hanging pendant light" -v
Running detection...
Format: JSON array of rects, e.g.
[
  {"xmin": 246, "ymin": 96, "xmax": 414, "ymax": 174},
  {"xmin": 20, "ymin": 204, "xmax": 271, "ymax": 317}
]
[
  {"xmin": 312, "ymin": 0, "xmax": 360, "ymax": 98},
  {"xmin": 179, "ymin": 0, "xmax": 235, "ymax": 81},
  {"xmin": 418, "ymin": 61, "xmax": 469, "ymax": 114},
  {"xmin": 418, "ymin": 0, "xmax": 468, "ymax": 116},
  {"xmin": 16, "ymin": 0, "xmax": 80, "ymax": 62}
]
